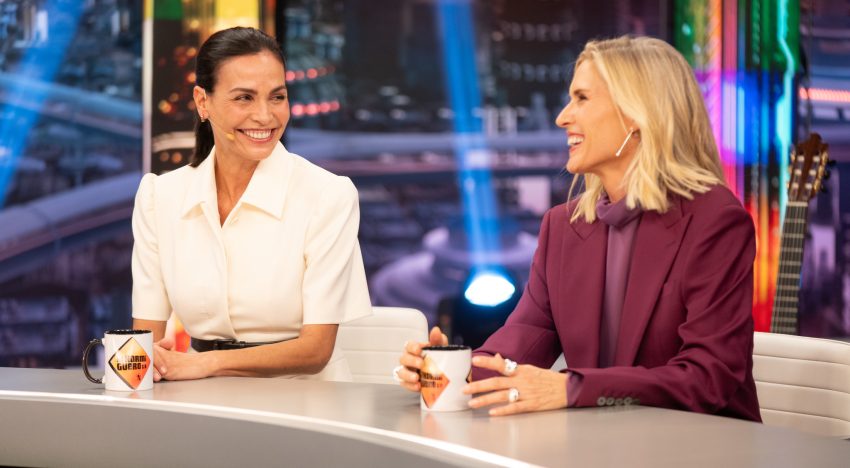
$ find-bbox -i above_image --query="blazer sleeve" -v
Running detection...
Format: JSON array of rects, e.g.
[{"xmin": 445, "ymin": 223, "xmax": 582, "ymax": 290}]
[
  {"xmin": 131, "ymin": 173, "xmax": 172, "ymax": 322},
  {"xmin": 472, "ymin": 209, "xmax": 563, "ymax": 380},
  {"xmin": 567, "ymin": 202, "xmax": 756, "ymax": 413}
]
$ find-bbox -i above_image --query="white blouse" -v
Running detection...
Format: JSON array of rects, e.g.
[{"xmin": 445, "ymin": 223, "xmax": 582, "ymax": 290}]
[{"xmin": 131, "ymin": 142, "xmax": 372, "ymax": 381}]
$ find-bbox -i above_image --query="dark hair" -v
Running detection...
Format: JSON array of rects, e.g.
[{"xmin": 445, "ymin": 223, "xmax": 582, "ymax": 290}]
[{"xmin": 191, "ymin": 27, "xmax": 286, "ymax": 167}]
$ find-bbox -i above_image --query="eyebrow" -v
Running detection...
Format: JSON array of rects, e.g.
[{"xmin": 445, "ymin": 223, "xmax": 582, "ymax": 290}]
[
  {"xmin": 570, "ymin": 88, "xmax": 590, "ymax": 96},
  {"xmin": 228, "ymin": 85, "xmax": 287, "ymax": 94}
]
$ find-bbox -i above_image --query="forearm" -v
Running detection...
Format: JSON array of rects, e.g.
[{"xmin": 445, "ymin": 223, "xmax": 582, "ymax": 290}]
[
  {"xmin": 133, "ymin": 318, "xmax": 167, "ymax": 342},
  {"xmin": 206, "ymin": 324, "xmax": 338, "ymax": 378}
]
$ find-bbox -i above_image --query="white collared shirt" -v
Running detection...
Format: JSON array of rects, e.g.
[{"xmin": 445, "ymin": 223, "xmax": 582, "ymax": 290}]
[{"xmin": 131, "ymin": 142, "xmax": 372, "ymax": 380}]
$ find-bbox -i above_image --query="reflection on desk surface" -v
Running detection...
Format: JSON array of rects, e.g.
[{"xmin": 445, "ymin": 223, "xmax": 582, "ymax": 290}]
[{"xmin": 1, "ymin": 368, "xmax": 849, "ymax": 468}]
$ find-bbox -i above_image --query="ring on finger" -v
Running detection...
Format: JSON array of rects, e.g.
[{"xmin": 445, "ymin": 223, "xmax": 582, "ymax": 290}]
[
  {"xmin": 503, "ymin": 358, "xmax": 518, "ymax": 376},
  {"xmin": 392, "ymin": 365, "xmax": 405, "ymax": 383},
  {"xmin": 508, "ymin": 387, "xmax": 520, "ymax": 403}
]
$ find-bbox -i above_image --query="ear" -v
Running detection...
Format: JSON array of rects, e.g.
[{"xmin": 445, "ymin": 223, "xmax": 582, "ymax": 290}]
[{"xmin": 193, "ymin": 86, "xmax": 208, "ymax": 118}]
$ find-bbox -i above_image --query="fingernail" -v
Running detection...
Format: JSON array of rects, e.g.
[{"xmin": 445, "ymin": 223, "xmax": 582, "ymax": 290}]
[
  {"xmin": 472, "ymin": 356, "xmax": 482, "ymax": 364},
  {"xmin": 468, "ymin": 399, "xmax": 476, "ymax": 407}
]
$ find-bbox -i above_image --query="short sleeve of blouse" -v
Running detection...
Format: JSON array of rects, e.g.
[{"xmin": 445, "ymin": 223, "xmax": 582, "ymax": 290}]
[
  {"xmin": 131, "ymin": 173, "xmax": 172, "ymax": 322},
  {"xmin": 301, "ymin": 177, "xmax": 372, "ymax": 325}
]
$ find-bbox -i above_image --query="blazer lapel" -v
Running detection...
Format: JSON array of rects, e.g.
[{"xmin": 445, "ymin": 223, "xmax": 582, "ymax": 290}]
[
  {"xmin": 559, "ymin": 217, "xmax": 606, "ymax": 369},
  {"xmin": 614, "ymin": 198, "xmax": 691, "ymax": 366}
]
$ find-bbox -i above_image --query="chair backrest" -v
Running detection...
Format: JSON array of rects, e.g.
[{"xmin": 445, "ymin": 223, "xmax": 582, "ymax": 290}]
[
  {"xmin": 752, "ymin": 331, "xmax": 850, "ymax": 438},
  {"xmin": 337, "ymin": 307, "xmax": 428, "ymax": 384}
]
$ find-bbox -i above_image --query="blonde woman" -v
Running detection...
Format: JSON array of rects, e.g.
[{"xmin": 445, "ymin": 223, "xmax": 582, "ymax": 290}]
[{"xmin": 395, "ymin": 36, "xmax": 760, "ymax": 421}]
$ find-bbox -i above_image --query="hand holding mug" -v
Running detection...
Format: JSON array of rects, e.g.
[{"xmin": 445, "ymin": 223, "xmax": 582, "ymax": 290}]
[{"xmin": 396, "ymin": 326, "xmax": 448, "ymax": 392}]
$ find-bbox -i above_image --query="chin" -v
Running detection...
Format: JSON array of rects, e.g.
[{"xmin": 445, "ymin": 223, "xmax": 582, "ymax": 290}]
[{"xmin": 565, "ymin": 161, "xmax": 583, "ymax": 175}]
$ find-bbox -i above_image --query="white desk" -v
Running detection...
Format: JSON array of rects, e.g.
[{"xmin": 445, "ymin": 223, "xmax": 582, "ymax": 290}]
[{"xmin": 1, "ymin": 367, "xmax": 848, "ymax": 467}]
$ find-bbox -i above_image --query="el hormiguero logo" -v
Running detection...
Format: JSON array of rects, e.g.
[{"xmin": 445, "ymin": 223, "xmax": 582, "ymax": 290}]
[
  {"xmin": 420, "ymin": 355, "xmax": 450, "ymax": 408},
  {"xmin": 108, "ymin": 338, "xmax": 151, "ymax": 390}
]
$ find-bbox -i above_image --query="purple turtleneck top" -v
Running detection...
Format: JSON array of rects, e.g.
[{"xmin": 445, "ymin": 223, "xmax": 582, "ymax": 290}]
[
  {"xmin": 567, "ymin": 194, "xmax": 641, "ymax": 405},
  {"xmin": 595, "ymin": 194, "xmax": 642, "ymax": 367}
]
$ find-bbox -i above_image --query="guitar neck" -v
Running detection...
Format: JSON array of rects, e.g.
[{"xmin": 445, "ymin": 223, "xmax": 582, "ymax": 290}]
[{"xmin": 770, "ymin": 202, "xmax": 810, "ymax": 334}]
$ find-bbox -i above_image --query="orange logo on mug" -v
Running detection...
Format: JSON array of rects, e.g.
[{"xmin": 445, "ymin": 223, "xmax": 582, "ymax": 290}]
[
  {"xmin": 420, "ymin": 355, "xmax": 450, "ymax": 408},
  {"xmin": 108, "ymin": 338, "xmax": 151, "ymax": 390}
]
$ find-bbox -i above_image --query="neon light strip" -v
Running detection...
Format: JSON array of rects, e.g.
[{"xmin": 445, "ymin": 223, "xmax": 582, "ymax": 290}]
[
  {"xmin": 776, "ymin": 0, "xmax": 795, "ymax": 222},
  {"xmin": 799, "ymin": 87, "xmax": 850, "ymax": 103}
]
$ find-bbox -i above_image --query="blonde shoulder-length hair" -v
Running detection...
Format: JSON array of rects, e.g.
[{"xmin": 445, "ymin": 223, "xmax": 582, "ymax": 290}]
[{"xmin": 569, "ymin": 36, "xmax": 725, "ymax": 223}]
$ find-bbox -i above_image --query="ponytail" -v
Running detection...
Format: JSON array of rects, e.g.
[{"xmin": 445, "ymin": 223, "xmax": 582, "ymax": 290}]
[{"xmin": 191, "ymin": 117, "xmax": 215, "ymax": 167}]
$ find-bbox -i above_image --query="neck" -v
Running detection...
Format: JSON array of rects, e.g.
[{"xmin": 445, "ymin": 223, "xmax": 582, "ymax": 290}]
[
  {"xmin": 599, "ymin": 172, "xmax": 627, "ymax": 203},
  {"xmin": 214, "ymin": 149, "xmax": 259, "ymax": 203}
]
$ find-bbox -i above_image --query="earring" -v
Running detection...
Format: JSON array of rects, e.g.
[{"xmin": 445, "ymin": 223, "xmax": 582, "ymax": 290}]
[{"xmin": 199, "ymin": 114, "xmax": 207, "ymax": 123}]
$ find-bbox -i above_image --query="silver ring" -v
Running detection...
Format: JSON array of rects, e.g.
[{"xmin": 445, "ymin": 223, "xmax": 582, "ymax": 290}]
[
  {"xmin": 392, "ymin": 365, "xmax": 405, "ymax": 383},
  {"xmin": 508, "ymin": 387, "xmax": 520, "ymax": 403},
  {"xmin": 503, "ymin": 358, "xmax": 518, "ymax": 376}
]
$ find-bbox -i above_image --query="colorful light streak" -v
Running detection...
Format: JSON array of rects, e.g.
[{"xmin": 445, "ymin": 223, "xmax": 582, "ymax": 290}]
[
  {"xmin": 674, "ymin": 0, "xmax": 799, "ymax": 332},
  {"xmin": 799, "ymin": 88, "xmax": 850, "ymax": 103},
  {"xmin": 0, "ymin": 1, "xmax": 84, "ymax": 208},
  {"xmin": 776, "ymin": 0, "xmax": 795, "ymax": 221},
  {"xmin": 436, "ymin": 0, "xmax": 506, "ymax": 293}
]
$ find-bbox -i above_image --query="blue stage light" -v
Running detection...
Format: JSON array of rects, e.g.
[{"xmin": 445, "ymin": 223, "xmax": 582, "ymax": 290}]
[
  {"xmin": 0, "ymin": 1, "xmax": 84, "ymax": 208},
  {"xmin": 463, "ymin": 271, "xmax": 516, "ymax": 307}
]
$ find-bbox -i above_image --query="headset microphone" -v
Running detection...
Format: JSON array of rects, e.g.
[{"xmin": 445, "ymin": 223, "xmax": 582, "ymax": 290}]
[
  {"xmin": 206, "ymin": 117, "xmax": 236, "ymax": 141},
  {"xmin": 614, "ymin": 129, "xmax": 636, "ymax": 158}
]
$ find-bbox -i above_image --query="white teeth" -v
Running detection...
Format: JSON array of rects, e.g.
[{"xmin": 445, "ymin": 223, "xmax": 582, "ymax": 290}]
[
  {"xmin": 243, "ymin": 129, "xmax": 272, "ymax": 140},
  {"xmin": 568, "ymin": 135, "xmax": 584, "ymax": 145}
]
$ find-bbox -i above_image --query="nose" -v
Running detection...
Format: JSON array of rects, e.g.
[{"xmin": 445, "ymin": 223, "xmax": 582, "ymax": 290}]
[
  {"xmin": 253, "ymin": 99, "xmax": 273, "ymax": 124},
  {"xmin": 555, "ymin": 101, "xmax": 573, "ymax": 128}
]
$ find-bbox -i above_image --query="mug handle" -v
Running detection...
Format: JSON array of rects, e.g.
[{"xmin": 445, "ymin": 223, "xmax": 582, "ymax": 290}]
[{"xmin": 82, "ymin": 338, "xmax": 103, "ymax": 384}]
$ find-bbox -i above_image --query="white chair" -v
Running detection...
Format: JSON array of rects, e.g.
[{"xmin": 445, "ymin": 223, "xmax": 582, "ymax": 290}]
[
  {"xmin": 752, "ymin": 331, "xmax": 850, "ymax": 438},
  {"xmin": 337, "ymin": 306, "xmax": 428, "ymax": 384}
]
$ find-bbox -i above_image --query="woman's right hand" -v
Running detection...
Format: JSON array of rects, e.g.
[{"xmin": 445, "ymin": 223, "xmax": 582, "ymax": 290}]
[{"xmin": 396, "ymin": 326, "xmax": 448, "ymax": 392}]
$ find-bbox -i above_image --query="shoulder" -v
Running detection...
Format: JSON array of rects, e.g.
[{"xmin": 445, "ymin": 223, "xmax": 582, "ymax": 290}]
[
  {"xmin": 288, "ymin": 152, "xmax": 357, "ymax": 203},
  {"xmin": 137, "ymin": 164, "xmax": 195, "ymax": 198},
  {"xmin": 678, "ymin": 184, "xmax": 754, "ymax": 238},
  {"xmin": 680, "ymin": 184, "xmax": 743, "ymax": 212}
]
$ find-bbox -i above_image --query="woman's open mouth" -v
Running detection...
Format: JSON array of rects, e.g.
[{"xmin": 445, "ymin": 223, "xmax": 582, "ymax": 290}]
[{"xmin": 238, "ymin": 128, "xmax": 276, "ymax": 143}]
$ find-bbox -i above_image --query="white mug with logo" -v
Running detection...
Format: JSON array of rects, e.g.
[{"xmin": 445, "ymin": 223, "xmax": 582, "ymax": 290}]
[
  {"xmin": 420, "ymin": 345, "xmax": 471, "ymax": 412},
  {"xmin": 83, "ymin": 329, "xmax": 154, "ymax": 392}
]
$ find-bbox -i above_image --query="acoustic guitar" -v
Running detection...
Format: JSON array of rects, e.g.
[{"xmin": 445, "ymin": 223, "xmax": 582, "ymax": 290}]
[{"xmin": 770, "ymin": 133, "xmax": 831, "ymax": 335}]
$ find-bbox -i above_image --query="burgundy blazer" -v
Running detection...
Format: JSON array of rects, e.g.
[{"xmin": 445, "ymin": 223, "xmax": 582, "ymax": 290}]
[{"xmin": 474, "ymin": 185, "xmax": 761, "ymax": 422}]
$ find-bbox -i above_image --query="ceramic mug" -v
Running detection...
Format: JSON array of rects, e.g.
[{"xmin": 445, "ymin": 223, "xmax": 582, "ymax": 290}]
[
  {"xmin": 83, "ymin": 329, "xmax": 154, "ymax": 391},
  {"xmin": 420, "ymin": 345, "xmax": 472, "ymax": 412}
]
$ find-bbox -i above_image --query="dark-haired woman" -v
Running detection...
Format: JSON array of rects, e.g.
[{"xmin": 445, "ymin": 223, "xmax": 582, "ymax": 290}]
[{"xmin": 131, "ymin": 27, "xmax": 371, "ymax": 381}]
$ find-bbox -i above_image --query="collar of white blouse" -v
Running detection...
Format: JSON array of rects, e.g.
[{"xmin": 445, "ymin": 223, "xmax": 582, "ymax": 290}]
[{"xmin": 179, "ymin": 141, "xmax": 292, "ymax": 222}]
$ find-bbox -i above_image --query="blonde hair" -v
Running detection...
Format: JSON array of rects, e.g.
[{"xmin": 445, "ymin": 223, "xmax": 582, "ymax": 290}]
[{"xmin": 568, "ymin": 36, "xmax": 725, "ymax": 223}]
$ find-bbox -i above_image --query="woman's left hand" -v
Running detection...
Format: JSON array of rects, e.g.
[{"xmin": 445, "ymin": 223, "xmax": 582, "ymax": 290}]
[
  {"xmin": 463, "ymin": 354, "xmax": 568, "ymax": 416},
  {"xmin": 153, "ymin": 340, "xmax": 214, "ymax": 381}
]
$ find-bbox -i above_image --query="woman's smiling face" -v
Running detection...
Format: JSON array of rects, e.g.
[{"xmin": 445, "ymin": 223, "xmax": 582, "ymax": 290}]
[
  {"xmin": 195, "ymin": 50, "xmax": 290, "ymax": 162},
  {"xmin": 555, "ymin": 60, "xmax": 636, "ymax": 178}
]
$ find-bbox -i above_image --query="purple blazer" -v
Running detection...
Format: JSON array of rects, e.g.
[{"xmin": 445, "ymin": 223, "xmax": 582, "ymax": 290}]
[{"xmin": 473, "ymin": 185, "xmax": 761, "ymax": 422}]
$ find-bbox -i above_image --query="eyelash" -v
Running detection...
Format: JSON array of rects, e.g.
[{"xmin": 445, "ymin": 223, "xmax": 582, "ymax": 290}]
[{"xmin": 233, "ymin": 94, "xmax": 287, "ymax": 102}]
